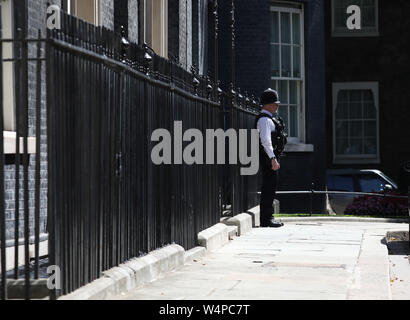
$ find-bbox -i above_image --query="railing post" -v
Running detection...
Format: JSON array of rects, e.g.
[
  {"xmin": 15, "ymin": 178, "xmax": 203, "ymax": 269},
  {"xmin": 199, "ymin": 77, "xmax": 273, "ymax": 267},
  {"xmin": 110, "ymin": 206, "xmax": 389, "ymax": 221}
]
[
  {"xmin": 213, "ymin": 0, "xmax": 219, "ymax": 86},
  {"xmin": 0, "ymin": 19, "xmax": 7, "ymax": 301},
  {"xmin": 310, "ymin": 183, "xmax": 315, "ymax": 217},
  {"xmin": 230, "ymin": 0, "xmax": 235, "ymax": 88}
]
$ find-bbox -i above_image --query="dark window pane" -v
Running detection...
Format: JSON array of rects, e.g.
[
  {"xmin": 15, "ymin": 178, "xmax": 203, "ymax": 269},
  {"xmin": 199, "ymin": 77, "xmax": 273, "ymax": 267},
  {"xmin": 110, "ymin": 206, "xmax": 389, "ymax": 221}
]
[
  {"xmin": 336, "ymin": 121, "xmax": 348, "ymax": 138},
  {"xmin": 336, "ymin": 103, "xmax": 348, "ymax": 119},
  {"xmin": 363, "ymin": 102, "xmax": 376, "ymax": 119},
  {"xmin": 336, "ymin": 138, "xmax": 349, "ymax": 155},
  {"xmin": 293, "ymin": 46, "xmax": 301, "ymax": 78},
  {"xmin": 289, "ymin": 81, "xmax": 297, "ymax": 104},
  {"xmin": 349, "ymin": 102, "xmax": 362, "ymax": 119},
  {"xmin": 362, "ymin": 5, "xmax": 376, "ymax": 27},
  {"xmin": 278, "ymin": 105, "xmax": 289, "ymax": 130},
  {"xmin": 292, "ymin": 13, "xmax": 301, "ymax": 45},
  {"xmin": 362, "ymin": 89, "xmax": 374, "ymax": 102},
  {"xmin": 363, "ymin": 138, "xmax": 377, "ymax": 154},
  {"xmin": 349, "ymin": 121, "xmax": 363, "ymax": 138},
  {"xmin": 271, "ymin": 11, "xmax": 279, "ymax": 43},
  {"xmin": 363, "ymin": 120, "xmax": 376, "ymax": 137},
  {"xmin": 338, "ymin": 90, "xmax": 349, "ymax": 102},
  {"xmin": 348, "ymin": 138, "xmax": 363, "ymax": 154},
  {"xmin": 349, "ymin": 90, "xmax": 362, "ymax": 102},
  {"xmin": 281, "ymin": 45, "xmax": 291, "ymax": 77},
  {"xmin": 289, "ymin": 105, "xmax": 298, "ymax": 137},
  {"xmin": 279, "ymin": 81, "xmax": 288, "ymax": 104},
  {"xmin": 281, "ymin": 12, "xmax": 291, "ymax": 44},
  {"xmin": 271, "ymin": 44, "xmax": 280, "ymax": 77}
]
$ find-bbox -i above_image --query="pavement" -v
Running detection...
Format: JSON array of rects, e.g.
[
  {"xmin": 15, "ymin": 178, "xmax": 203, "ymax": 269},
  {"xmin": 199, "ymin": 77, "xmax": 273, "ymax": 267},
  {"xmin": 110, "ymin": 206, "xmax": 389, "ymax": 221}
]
[{"xmin": 113, "ymin": 221, "xmax": 409, "ymax": 300}]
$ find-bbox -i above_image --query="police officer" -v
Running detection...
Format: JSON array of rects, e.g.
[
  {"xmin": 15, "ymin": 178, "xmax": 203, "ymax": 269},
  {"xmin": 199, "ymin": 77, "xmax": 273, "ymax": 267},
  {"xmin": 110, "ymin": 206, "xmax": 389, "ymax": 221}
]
[{"xmin": 255, "ymin": 89, "xmax": 285, "ymax": 228}]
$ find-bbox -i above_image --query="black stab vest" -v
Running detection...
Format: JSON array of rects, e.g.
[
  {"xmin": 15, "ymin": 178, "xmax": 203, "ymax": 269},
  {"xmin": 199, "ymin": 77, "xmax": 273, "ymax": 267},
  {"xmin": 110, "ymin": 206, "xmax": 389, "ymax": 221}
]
[{"xmin": 255, "ymin": 113, "xmax": 288, "ymax": 168}]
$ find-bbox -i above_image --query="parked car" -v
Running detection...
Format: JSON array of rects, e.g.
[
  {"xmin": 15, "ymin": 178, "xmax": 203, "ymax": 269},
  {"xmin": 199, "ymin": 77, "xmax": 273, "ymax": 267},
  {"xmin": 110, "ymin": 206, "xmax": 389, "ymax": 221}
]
[{"xmin": 326, "ymin": 169, "xmax": 403, "ymax": 215}]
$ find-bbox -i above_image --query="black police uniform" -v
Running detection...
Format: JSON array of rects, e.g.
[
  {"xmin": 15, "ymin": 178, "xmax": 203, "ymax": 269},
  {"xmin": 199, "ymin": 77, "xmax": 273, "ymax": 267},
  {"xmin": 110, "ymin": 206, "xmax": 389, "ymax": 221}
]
[{"xmin": 256, "ymin": 89, "xmax": 285, "ymax": 228}]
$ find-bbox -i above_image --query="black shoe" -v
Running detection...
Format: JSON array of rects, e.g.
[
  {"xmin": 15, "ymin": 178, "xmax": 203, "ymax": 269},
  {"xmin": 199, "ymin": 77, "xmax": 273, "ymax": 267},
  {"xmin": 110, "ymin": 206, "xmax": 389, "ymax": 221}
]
[{"xmin": 261, "ymin": 219, "xmax": 284, "ymax": 228}]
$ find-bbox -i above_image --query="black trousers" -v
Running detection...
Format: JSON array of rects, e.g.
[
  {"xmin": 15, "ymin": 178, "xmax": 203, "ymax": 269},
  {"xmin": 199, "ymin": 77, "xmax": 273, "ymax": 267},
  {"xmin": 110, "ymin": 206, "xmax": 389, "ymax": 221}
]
[{"xmin": 260, "ymin": 166, "xmax": 278, "ymax": 224}]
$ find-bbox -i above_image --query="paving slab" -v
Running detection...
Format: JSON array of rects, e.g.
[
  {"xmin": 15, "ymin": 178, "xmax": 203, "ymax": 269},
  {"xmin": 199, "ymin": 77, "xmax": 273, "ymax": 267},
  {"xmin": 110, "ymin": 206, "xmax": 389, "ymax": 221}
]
[{"xmin": 114, "ymin": 221, "xmax": 408, "ymax": 300}]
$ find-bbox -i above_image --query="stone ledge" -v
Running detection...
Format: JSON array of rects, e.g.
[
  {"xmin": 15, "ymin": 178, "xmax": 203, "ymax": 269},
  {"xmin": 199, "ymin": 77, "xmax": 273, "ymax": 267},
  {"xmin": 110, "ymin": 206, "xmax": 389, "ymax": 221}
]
[
  {"xmin": 184, "ymin": 247, "xmax": 207, "ymax": 264},
  {"xmin": 59, "ymin": 244, "xmax": 185, "ymax": 300},
  {"xmin": 246, "ymin": 206, "xmax": 260, "ymax": 227},
  {"xmin": 222, "ymin": 213, "xmax": 253, "ymax": 236},
  {"xmin": 198, "ymin": 223, "xmax": 229, "ymax": 252},
  {"xmin": 227, "ymin": 225, "xmax": 239, "ymax": 239}
]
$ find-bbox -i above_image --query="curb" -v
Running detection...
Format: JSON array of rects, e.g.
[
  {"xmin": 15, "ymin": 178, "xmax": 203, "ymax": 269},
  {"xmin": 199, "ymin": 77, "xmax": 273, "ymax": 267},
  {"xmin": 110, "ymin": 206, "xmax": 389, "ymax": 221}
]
[
  {"xmin": 222, "ymin": 213, "xmax": 253, "ymax": 236},
  {"xmin": 59, "ymin": 244, "xmax": 185, "ymax": 300},
  {"xmin": 277, "ymin": 217, "xmax": 409, "ymax": 224},
  {"xmin": 347, "ymin": 229, "xmax": 393, "ymax": 300},
  {"xmin": 198, "ymin": 223, "xmax": 229, "ymax": 252}
]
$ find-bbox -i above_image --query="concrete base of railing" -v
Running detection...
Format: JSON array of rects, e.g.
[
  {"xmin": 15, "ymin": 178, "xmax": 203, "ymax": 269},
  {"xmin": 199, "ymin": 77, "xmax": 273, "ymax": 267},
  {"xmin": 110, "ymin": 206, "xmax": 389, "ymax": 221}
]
[
  {"xmin": 57, "ymin": 205, "xmax": 263, "ymax": 300},
  {"xmin": 184, "ymin": 247, "xmax": 207, "ymax": 264},
  {"xmin": 221, "ymin": 213, "xmax": 253, "ymax": 236},
  {"xmin": 246, "ymin": 206, "xmax": 261, "ymax": 227},
  {"xmin": 59, "ymin": 244, "xmax": 185, "ymax": 300},
  {"xmin": 197, "ymin": 223, "xmax": 229, "ymax": 252}
]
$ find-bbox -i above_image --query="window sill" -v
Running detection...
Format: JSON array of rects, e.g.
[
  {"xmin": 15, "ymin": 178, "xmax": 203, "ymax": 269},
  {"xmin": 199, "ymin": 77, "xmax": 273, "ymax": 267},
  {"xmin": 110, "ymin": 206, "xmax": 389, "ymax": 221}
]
[
  {"xmin": 284, "ymin": 143, "xmax": 314, "ymax": 153},
  {"xmin": 334, "ymin": 158, "xmax": 381, "ymax": 165},
  {"xmin": 3, "ymin": 131, "xmax": 36, "ymax": 154}
]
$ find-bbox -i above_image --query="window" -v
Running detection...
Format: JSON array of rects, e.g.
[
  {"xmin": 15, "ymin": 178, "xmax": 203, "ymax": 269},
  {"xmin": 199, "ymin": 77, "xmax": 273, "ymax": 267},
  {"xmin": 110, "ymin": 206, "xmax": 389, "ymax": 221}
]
[
  {"xmin": 332, "ymin": 0, "xmax": 378, "ymax": 37},
  {"xmin": 1, "ymin": 0, "xmax": 16, "ymax": 131},
  {"xmin": 270, "ymin": 3, "xmax": 304, "ymax": 143},
  {"xmin": 143, "ymin": 0, "xmax": 168, "ymax": 58},
  {"xmin": 63, "ymin": 0, "xmax": 101, "ymax": 25},
  {"xmin": 333, "ymin": 82, "xmax": 379, "ymax": 164}
]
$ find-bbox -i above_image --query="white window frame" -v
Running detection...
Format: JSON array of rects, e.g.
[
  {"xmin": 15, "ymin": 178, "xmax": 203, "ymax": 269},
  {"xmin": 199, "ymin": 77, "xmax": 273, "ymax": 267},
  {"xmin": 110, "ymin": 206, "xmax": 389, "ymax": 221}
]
[
  {"xmin": 270, "ymin": 3, "xmax": 306, "ymax": 144},
  {"xmin": 331, "ymin": 0, "xmax": 379, "ymax": 37},
  {"xmin": 1, "ymin": 0, "xmax": 36, "ymax": 154},
  {"xmin": 1, "ymin": 0, "xmax": 16, "ymax": 132},
  {"xmin": 65, "ymin": 0, "xmax": 101, "ymax": 26},
  {"xmin": 144, "ymin": 0, "xmax": 168, "ymax": 58},
  {"xmin": 332, "ymin": 82, "xmax": 380, "ymax": 164}
]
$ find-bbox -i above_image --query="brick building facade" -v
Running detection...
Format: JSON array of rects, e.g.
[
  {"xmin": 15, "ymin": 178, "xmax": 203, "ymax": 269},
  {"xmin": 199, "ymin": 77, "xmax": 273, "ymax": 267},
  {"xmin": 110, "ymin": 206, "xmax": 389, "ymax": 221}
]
[
  {"xmin": 325, "ymin": 0, "xmax": 410, "ymax": 184},
  {"xmin": 218, "ymin": 0, "xmax": 327, "ymax": 213}
]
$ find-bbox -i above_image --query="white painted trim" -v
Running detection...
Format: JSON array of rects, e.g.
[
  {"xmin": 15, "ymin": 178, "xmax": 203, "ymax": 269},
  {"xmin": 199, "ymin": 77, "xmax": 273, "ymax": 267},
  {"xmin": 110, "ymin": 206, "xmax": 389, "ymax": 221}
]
[
  {"xmin": 270, "ymin": 3, "xmax": 305, "ymax": 143},
  {"xmin": 332, "ymin": 82, "xmax": 380, "ymax": 164},
  {"xmin": 3, "ymin": 131, "xmax": 36, "ymax": 154},
  {"xmin": 1, "ymin": 0, "xmax": 16, "ymax": 131},
  {"xmin": 284, "ymin": 143, "xmax": 314, "ymax": 153}
]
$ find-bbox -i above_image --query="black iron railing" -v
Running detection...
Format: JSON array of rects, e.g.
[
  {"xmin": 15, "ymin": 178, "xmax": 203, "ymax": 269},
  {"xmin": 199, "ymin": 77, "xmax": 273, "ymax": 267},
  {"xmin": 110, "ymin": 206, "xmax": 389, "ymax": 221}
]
[{"xmin": 0, "ymin": 26, "xmax": 46, "ymax": 300}]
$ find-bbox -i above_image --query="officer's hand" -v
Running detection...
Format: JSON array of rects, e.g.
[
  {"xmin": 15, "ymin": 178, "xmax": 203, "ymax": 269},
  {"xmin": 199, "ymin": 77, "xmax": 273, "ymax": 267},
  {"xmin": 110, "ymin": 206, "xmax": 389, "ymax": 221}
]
[{"xmin": 271, "ymin": 158, "xmax": 280, "ymax": 171}]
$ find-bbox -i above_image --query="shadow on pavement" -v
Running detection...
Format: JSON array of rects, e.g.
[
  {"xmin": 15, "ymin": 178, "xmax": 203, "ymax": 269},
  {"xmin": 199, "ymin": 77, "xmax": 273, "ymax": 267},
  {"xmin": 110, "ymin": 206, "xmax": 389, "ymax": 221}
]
[{"xmin": 385, "ymin": 231, "xmax": 410, "ymax": 256}]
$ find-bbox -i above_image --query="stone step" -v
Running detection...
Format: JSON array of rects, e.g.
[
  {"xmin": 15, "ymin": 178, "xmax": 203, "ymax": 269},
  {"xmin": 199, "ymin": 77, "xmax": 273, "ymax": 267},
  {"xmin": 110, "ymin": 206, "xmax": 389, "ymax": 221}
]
[{"xmin": 227, "ymin": 225, "xmax": 238, "ymax": 240}]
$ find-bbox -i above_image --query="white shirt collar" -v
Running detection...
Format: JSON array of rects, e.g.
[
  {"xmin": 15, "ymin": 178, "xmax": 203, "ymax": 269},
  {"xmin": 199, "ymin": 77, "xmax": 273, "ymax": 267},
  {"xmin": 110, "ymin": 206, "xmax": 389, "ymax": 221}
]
[{"xmin": 261, "ymin": 109, "xmax": 273, "ymax": 117}]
